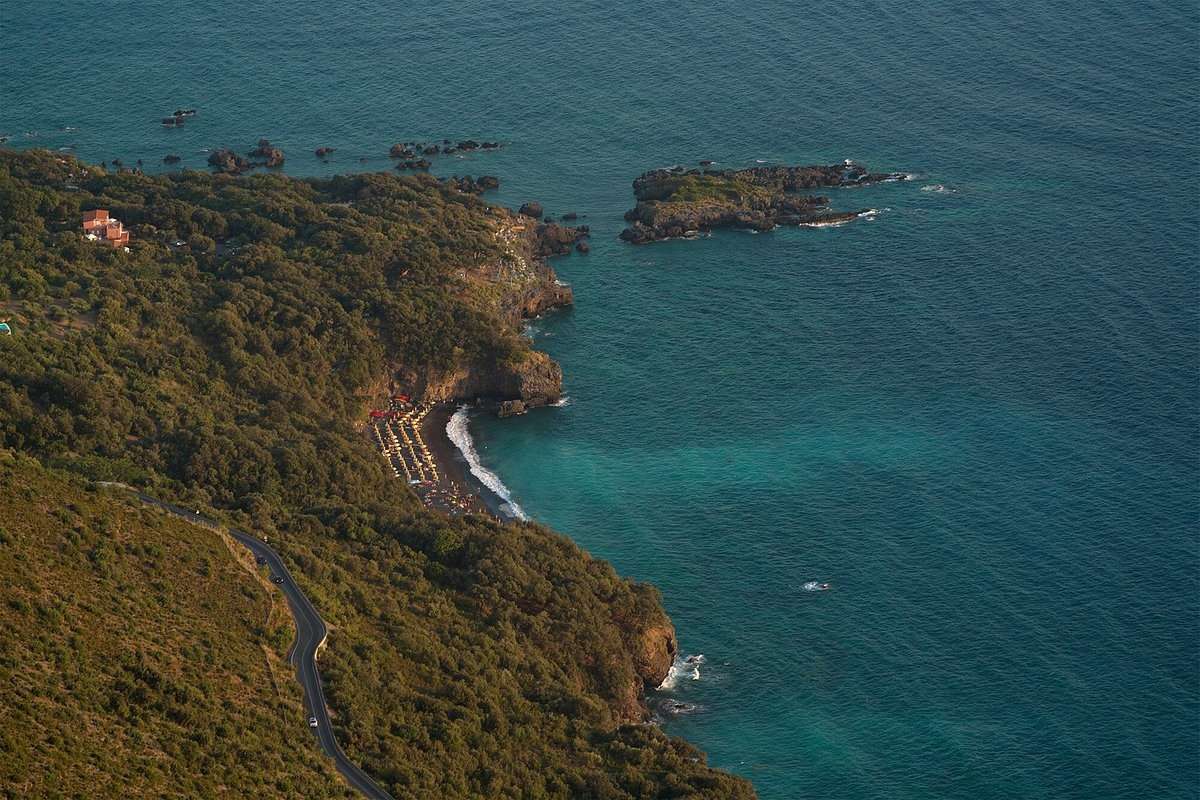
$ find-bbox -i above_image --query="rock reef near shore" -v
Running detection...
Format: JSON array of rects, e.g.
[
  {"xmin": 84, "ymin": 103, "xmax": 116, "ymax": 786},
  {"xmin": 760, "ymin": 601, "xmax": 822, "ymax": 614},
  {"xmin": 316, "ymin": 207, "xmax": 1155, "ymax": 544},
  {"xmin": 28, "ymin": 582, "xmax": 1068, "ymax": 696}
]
[{"xmin": 621, "ymin": 162, "xmax": 907, "ymax": 243}]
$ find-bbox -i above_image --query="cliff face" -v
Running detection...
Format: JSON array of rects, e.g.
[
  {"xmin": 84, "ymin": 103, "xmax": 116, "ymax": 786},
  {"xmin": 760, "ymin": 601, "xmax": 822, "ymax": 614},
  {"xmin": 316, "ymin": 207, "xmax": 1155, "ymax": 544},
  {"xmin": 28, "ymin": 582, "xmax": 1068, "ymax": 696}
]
[
  {"xmin": 510, "ymin": 269, "xmax": 572, "ymax": 321},
  {"xmin": 399, "ymin": 349, "xmax": 562, "ymax": 408},
  {"xmin": 601, "ymin": 621, "xmax": 678, "ymax": 723},
  {"xmin": 620, "ymin": 161, "xmax": 906, "ymax": 243},
  {"xmin": 634, "ymin": 623, "xmax": 679, "ymax": 692}
]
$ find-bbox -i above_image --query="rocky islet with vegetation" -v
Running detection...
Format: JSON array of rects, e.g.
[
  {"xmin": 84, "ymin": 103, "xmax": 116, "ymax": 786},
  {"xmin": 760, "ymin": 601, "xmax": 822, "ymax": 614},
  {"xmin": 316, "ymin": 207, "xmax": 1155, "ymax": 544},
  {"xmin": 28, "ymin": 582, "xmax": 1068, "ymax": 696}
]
[{"xmin": 620, "ymin": 161, "xmax": 907, "ymax": 243}]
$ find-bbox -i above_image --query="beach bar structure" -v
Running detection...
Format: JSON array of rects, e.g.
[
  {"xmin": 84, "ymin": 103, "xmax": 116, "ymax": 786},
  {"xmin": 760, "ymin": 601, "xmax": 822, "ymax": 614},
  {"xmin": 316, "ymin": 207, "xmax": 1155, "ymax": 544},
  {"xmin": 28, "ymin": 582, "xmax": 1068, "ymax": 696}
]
[{"xmin": 82, "ymin": 209, "xmax": 131, "ymax": 248}]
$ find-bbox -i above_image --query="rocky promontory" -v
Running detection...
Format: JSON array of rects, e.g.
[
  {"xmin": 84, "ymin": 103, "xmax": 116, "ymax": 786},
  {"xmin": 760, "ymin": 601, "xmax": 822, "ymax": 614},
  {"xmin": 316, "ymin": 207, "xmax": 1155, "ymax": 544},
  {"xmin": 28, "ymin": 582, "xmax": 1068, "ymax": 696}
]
[
  {"xmin": 620, "ymin": 161, "xmax": 907, "ymax": 243},
  {"xmin": 393, "ymin": 205, "xmax": 586, "ymax": 415}
]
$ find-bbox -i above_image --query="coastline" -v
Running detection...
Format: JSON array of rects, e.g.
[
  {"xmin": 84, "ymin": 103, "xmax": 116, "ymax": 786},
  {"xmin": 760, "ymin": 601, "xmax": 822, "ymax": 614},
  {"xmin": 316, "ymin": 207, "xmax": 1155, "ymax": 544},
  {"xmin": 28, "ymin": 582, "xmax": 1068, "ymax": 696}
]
[{"xmin": 421, "ymin": 402, "xmax": 521, "ymax": 522}]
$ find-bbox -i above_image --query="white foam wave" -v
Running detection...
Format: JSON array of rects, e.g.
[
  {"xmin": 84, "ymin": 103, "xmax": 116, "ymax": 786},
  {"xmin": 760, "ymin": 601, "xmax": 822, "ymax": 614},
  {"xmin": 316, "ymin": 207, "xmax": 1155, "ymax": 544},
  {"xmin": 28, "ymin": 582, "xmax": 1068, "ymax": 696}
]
[
  {"xmin": 551, "ymin": 396, "xmax": 571, "ymax": 407},
  {"xmin": 920, "ymin": 183, "xmax": 958, "ymax": 194},
  {"xmin": 445, "ymin": 405, "xmax": 528, "ymax": 520},
  {"xmin": 799, "ymin": 218, "xmax": 851, "ymax": 228},
  {"xmin": 657, "ymin": 653, "xmax": 705, "ymax": 691}
]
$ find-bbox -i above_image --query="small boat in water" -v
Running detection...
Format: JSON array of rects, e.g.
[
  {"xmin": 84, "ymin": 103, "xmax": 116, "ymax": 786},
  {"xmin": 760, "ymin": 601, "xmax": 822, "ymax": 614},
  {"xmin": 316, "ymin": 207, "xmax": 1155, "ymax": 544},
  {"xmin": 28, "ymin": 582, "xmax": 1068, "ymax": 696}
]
[{"xmin": 802, "ymin": 581, "xmax": 831, "ymax": 592}]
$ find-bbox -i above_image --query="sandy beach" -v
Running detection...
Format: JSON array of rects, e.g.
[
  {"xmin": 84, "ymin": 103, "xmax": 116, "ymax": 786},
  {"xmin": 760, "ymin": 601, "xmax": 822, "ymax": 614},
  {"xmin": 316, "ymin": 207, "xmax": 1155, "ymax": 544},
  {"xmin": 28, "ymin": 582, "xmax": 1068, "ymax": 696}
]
[
  {"xmin": 420, "ymin": 403, "xmax": 514, "ymax": 521},
  {"xmin": 368, "ymin": 399, "xmax": 518, "ymax": 521}
]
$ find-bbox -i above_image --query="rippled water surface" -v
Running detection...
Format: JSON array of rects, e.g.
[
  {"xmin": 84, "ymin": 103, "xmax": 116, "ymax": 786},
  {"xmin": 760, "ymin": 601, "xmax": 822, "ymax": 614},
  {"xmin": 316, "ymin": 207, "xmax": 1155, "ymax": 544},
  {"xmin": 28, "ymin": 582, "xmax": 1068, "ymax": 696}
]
[{"xmin": 5, "ymin": 2, "xmax": 1198, "ymax": 797}]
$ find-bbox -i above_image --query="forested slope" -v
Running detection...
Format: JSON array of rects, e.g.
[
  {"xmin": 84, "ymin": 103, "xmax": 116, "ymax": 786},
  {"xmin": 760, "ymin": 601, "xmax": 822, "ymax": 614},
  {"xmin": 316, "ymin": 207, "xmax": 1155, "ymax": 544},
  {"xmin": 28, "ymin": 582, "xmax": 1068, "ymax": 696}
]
[
  {"xmin": 0, "ymin": 452, "xmax": 352, "ymax": 800},
  {"xmin": 0, "ymin": 150, "xmax": 754, "ymax": 799}
]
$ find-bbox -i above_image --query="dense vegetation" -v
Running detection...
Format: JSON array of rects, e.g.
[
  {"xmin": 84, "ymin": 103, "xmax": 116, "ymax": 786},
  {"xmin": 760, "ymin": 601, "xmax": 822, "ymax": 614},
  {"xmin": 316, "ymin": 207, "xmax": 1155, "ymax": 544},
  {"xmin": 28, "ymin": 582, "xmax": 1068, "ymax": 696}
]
[
  {"xmin": 0, "ymin": 452, "xmax": 352, "ymax": 799},
  {"xmin": 620, "ymin": 162, "xmax": 902, "ymax": 243},
  {"xmin": 0, "ymin": 149, "xmax": 755, "ymax": 798}
]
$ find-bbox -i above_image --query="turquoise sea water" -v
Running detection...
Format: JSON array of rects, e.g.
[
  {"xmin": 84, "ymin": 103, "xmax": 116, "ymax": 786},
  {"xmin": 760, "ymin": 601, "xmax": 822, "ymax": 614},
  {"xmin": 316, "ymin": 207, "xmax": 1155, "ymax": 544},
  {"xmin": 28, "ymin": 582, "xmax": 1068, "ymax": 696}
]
[{"xmin": 4, "ymin": 2, "xmax": 1198, "ymax": 797}]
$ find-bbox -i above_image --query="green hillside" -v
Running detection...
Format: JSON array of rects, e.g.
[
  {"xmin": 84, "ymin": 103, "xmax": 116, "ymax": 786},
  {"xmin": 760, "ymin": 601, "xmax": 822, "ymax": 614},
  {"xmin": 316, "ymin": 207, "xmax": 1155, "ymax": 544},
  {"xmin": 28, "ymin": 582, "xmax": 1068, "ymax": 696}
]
[
  {"xmin": 0, "ymin": 452, "xmax": 352, "ymax": 799},
  {"xmin": 0, "ymin": 150, "xmax": 754, "ymax": 799}
]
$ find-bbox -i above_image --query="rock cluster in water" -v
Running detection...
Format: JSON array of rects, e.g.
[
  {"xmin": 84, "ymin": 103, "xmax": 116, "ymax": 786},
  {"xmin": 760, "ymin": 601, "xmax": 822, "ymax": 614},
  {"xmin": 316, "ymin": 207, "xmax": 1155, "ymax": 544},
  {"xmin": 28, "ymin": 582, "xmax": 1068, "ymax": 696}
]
[
  {"xmin": 442, "ymin": 175, "xmax": 500, "ymax": 194},
  {"xmin": 160, "ymin": 109, "xmax": 195, "ymax": 128},
  {"xmin": 206, "ymin": 139, "xmax": 287, "ymax": 173},
  {"xmin": 620, "ymin": 162, "xmax": 907, "ymax": 243},
  {"xmin": 390, "ymin": 139, "xmax": 502, "ymax": 170},
  {"xmin": 248, "ymin": 138, "xmax": 285, "ymax": 167}
]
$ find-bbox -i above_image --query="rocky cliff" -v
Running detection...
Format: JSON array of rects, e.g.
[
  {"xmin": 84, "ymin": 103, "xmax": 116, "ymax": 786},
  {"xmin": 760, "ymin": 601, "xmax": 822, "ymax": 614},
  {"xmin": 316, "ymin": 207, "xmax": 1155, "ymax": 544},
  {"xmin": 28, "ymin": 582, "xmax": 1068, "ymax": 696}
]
[
  {"xmin": 395, "ymin": 208, "xmax": 586, "ymax": 413},
  {"xmin": 604, "ymin": 616, "xmax": 678, "ymax": 723},
  {"xmin": 621, "ymin": 161, "xmax": 907, "ymax": 243},
  {"xmin": 397, "ymin": 349, "xmax": 563, "ymax": 408},
  {"xmin": 634, "ymin": 623, "xmax": 679, "ymax": 692}
]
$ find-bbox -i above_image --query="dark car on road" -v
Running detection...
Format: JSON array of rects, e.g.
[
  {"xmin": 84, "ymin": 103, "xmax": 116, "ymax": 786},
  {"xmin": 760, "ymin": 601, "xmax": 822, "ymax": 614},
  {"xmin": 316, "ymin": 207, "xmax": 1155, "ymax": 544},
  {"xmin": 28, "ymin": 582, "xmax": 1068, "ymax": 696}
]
[
  {"xmin": 255, "ymin": 556, "xmax": 267, "ymax": 566},
  {"xmin": 272, "ymin": 575, "xmax": 284, "ymax": 584}
]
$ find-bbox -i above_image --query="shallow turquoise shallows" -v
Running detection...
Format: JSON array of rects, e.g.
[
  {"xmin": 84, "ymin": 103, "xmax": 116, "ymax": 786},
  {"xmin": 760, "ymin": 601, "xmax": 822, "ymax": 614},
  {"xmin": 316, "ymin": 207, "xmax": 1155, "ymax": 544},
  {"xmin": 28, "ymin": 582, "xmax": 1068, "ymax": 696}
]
[{"xmin": 4, "ymin": 2, "xmax": 1197, "ymax": 797}]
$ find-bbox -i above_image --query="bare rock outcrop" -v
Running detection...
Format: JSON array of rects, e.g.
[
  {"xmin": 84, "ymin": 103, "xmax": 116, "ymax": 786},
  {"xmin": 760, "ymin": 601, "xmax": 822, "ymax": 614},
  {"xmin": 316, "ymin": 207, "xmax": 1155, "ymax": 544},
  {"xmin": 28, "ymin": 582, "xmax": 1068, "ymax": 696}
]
[
  {"xmin": 399, "ymin": 349, "xmax": 563, "ymax": 410},
  {"xmin": 248, "ymin": 139, "xmax": 285, "ymax": 167},
  {"xmin": 207, "ymin": 148, "xmax": 251, "ymax": 174}
]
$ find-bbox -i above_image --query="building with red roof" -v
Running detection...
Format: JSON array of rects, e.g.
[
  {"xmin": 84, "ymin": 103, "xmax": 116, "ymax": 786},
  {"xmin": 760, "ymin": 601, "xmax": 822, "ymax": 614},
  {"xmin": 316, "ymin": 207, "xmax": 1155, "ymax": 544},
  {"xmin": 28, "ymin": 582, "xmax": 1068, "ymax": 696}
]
[{"xmin": 81, "ymin": 209, "xmax": 130, "ymax": 248}]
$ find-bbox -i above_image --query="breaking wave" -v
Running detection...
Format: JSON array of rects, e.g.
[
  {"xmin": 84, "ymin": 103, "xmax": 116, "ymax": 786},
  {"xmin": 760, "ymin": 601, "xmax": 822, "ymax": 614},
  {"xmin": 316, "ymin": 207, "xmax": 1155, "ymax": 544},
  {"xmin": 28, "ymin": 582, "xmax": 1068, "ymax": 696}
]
[
  {"xmin": 446, "ymin": 405, "xmax": 528, "ymax": 520},
  {"xmin": 656, "ymin": 653, "xmax": 705, "ymax": 691}
]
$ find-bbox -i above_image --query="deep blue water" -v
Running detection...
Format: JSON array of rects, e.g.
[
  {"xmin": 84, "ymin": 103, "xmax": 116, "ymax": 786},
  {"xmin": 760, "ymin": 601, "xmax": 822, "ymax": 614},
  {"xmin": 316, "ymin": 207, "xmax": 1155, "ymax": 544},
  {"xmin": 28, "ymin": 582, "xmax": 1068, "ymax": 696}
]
[{"xmin": 4, "ymin": 2, "xmax": 1198, "ymax": 797}]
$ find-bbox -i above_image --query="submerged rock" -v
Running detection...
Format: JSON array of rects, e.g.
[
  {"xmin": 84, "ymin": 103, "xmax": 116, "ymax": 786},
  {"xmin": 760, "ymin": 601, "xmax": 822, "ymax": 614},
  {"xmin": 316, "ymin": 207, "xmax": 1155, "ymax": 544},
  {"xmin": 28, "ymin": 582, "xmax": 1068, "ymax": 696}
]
[
  {"xmin": 315, "ymin": 146, "xmax": 335, "ymax": 158},
  {"xmin": 207, "ymin": 148, "xmax": 251, "ymax": 174},
  {"xmin": 444, "ymin": 175, "xmax": 500, "ymax": 193},
  {"xmin": 518, "ymin": 201, "xmax": 543, "ymax": 219},
  {"xmin": 248, "ymin": 139, "xmax": 285, "ymax": 167},
  {"xmin": 395, "ymin": 158, "xmax": 431, "ymax": 171}
]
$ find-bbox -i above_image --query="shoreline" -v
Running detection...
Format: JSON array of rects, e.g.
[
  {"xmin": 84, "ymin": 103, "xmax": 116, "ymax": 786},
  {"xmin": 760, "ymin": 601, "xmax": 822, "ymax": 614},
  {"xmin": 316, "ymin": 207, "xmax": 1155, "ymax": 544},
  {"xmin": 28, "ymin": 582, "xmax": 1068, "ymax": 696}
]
[{"xmin": 421, "ymin": 403, "xmax": 519, "ymax": 522}]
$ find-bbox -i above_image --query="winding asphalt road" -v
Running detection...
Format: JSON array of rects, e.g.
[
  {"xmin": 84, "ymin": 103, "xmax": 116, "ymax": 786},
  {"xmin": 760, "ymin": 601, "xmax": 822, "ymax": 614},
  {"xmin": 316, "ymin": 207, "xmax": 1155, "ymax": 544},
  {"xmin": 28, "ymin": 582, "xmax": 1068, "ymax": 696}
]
[{"xmin": 128, "ymin": 492, "xmax": 395, "ymax": 800}]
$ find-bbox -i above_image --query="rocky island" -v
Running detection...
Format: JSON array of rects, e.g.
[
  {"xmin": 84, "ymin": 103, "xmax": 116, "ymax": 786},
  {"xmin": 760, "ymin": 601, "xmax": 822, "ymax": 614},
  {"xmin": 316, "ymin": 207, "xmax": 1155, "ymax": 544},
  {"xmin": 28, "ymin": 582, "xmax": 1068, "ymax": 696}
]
[{"xmin": 620, "ymin": 161, "xmax": 907, "ymax": 243}]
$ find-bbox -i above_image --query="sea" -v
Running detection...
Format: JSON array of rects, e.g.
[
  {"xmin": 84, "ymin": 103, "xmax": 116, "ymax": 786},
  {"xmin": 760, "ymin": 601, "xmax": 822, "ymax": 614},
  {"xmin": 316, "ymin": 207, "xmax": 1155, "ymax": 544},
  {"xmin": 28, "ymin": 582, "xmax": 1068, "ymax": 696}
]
[{"xmin": 4, "ymin": 2, "xmax": 1197, "ymax": 797}]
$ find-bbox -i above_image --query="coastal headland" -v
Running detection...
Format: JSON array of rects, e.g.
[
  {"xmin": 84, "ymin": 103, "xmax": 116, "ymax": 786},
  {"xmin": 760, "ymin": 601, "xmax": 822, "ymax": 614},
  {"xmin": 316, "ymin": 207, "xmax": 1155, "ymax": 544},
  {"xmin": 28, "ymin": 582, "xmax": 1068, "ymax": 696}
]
[
  {"xmin": 620, "ymin": 161, "xmax": 907, "ymax": 243},
  {"xmin": 0, "ymin": 148, "xmax": 754, "ymax": 798}
]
